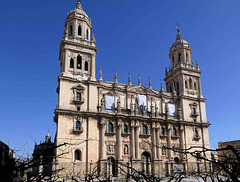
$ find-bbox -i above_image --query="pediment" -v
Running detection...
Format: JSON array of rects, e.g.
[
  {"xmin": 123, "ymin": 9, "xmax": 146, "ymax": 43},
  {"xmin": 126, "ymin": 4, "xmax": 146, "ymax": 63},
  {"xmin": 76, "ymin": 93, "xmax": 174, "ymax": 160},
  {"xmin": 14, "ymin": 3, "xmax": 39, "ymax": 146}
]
[
  {"xmin": 127, "ymin": 85, "xmax": 158, "ymax": 96},
  {"xmin": 72, "ymin": 84, "xmax": 85, "ymax": 91}
]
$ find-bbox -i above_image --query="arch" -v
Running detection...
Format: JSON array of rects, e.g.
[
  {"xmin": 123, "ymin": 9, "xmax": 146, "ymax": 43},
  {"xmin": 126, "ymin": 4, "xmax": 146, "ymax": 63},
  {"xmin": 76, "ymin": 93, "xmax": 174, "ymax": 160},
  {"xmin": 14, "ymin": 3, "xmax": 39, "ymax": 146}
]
[
  {"xmin": 76, "ymin": 121, "xmax": 81, "ymax": 130},
  {"xmin": 78, "ymin": 25, "xmax": 82, "ymax": 36},
  {"xmin": 70, "ymin": 58, "xmax": 74, "ymax": 68},
  {"xmin": 192, "ymin": 107, "xmax": 196, "ymax": 115},
  {"xmin": 194, "ymin": 82, "xmax": 197, "ymax": 90},
  {"xmin": 75, "ymin": 150, "xmax": 81, "ymax": 161},
  {"xmin": 177, "ymin": 82, "xmax": 179, "ymax": 92},
  {"xmin": 124, "ymin": 144, "xmax": 128, "ymax": 154},
  {"xmin": 123, "ymin": 124, "xmax": 128, "ymax": 133},
  {"xmin": 142, "ymin": 125, "xmax": 148, "ymax": 134},
  {"xmin": 107, "ymin": 157, "xmax": 117, "ymax": 177},
  {"xmin": 169, "ymin": 86, "xmax": 172, "ymax": 93},
  {"xmin": 178, "ymin": 53, "xmax": 181, "ymax": 61},
  {"xmin": 185, "ymin": 80, "xmax": 188, "ymax": 89},
  {"xmin": 196, "ymin": 153, "xmax": 201, "ymax": 161},
  {"xmin": 162, "ymin": 147, "xmax": 166, "ymax": 156},
  {"xmin": 173, "ymin": 127, "xmax": 177, "ymax": 136},
  {"xmin": 186, "ymin": 53, "xmax": 189, "ymax": 63},
  {"xmin": 77, "ymin": 55, "xmax": 82, "ymax": 69},
  {"xmin": 174, "ymin": 157, "xmax": 180, "ymax": 164},
  {"xmin": 161, "ymin": 127, "xmax": 165, "ymax": 136},
  {"xmin": 141, "ymin": 152, "xmax": 151, "ymax": 174},
  {"xmin": 86, "ymin": 29, "xmax": 89, "ymax": 40},
  {"xmin": 195, "ymin": 129, "xmax": 199, "ymax": 138},
  {"xmin": 189, "ymin": 78, "xmax": 193, "ymax": 89},
  {"xmin": 69, "ymin": 25, "xmax": 73, "ymax": 36},
  {"xmin": 108, "ymin": 123, "xmax": 113, "ymax": 132},
  {"xmin": 84, "ymin": 61, "xmax": 88, "ymax": 71}
]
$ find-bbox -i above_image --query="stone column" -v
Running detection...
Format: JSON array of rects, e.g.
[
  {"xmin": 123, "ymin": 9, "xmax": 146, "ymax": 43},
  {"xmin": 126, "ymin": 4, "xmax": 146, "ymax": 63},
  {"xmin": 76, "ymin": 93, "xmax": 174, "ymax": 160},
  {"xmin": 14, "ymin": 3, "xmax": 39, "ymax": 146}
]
[
  {"xmin": 117, "ymin": 119, "xmax": 122, "ymax": 160},
  {"xmin": 99, "ymin": 118, "xmax": 106, "ymax": 159},
  {"xmin": 151, "ymin": 123, "xmax": 156, "ymax": 174},
  {"xmin": 135, "ymin": 121, "xmax": 140, "ymax": 159},
  {"xmin": 91, "ymin": 53, "xmax": 96, "ymax": 81},
  {"xmin": 179, "ymin": 124, "xmax": 184, "ymax": 159},
  {"xmin": 130, "ymin": 120, "xmax": 135, "ymax": 159},
  {"xmin": 167, "ymin": 124, "xmax": 171, "ymax": 159},
  {"xmin": 156, "ymin": 126, "xmax": 160, "ymax": 159}
]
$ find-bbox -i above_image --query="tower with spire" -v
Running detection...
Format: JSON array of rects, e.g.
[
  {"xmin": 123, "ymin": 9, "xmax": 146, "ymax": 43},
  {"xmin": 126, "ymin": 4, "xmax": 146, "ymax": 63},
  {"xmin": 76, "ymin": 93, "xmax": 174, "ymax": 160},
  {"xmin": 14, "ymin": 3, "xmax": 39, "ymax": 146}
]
[{"xmin": 60, "ymin": 0, "xmax": 97, "ymax": 81}]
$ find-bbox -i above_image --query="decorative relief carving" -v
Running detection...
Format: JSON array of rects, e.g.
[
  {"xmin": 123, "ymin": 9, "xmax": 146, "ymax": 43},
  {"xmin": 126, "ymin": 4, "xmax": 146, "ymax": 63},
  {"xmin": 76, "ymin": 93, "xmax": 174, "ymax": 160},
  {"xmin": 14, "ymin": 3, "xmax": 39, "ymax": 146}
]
[
  {"xmin": 139, "ymin": 141, "xmax": 151, "ymax": 152},
  {"xmin": 106, "ymin": 141, "xmax": 116, "ymax": 155}
]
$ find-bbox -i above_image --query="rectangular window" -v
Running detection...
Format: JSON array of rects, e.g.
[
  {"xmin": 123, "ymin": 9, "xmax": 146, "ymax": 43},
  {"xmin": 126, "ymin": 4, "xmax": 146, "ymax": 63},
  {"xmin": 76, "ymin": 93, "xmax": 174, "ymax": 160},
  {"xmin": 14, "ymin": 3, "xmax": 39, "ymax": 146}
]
[
  {"xmin": 168, "ymin": 104, "xmax": 175, "ymax": 117},
  {"xmin": 105, "ymin": 95, "xmax": 115, "ymax": 110},
  {"xmin": 76, "ymin": 93, "xmax": 81, "ymax": 101},
  {"xmin": 138, "ymin": 95, "xmax": 147, "ymax": 112}
]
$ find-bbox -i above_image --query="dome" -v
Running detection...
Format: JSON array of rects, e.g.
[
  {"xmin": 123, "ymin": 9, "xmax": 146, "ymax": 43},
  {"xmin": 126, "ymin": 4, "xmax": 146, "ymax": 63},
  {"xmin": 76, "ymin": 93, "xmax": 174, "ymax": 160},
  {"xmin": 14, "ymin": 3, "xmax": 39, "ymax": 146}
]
[
  {"xmin": 170, "ymin": 31, "xmax": 190, "ymax": 51},
  {"xmin": 67, "ymin": 0, "xmax": 90, "ymax": 21}
]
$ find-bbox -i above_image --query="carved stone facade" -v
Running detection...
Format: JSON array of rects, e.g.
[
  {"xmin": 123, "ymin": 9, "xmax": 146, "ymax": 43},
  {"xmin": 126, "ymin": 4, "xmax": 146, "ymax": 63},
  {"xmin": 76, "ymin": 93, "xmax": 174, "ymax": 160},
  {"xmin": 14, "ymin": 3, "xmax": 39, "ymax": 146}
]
[{"xmin": 54, "ymin": 1, "xmax": 211, "ymax": 181}]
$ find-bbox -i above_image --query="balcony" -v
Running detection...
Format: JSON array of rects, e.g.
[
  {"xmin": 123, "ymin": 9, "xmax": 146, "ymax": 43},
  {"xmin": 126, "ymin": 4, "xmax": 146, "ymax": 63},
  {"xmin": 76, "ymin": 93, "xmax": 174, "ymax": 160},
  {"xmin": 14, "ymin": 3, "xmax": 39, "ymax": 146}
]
[
  {"xmin": 73, "ymin": 97, "xmax": 84, "ymax": 105},
  {"xmin": 73, "ymin": 127, "xmax": 83, "ymax": 134},
  {"xmin": 191, "ymin": 112, "xmax": 199, "ymax": 117}
]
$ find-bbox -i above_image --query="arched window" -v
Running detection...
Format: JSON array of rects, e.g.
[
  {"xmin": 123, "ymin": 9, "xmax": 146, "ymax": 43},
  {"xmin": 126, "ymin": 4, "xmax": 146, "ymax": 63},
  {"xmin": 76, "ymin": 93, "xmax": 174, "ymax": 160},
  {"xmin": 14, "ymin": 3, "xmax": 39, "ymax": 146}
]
[
  {"xmin": 177, "ymin": 82, "xmax": 179, "ymax": 92},
  {"xmin": 173, "ymin": 127, "xmax": 177, "ymax": 136},
  {"xmin": 178, "ymin": 53, "xmax": 181, "ymax": 61},
  {"xmin": 186, "ymin": 53, "xmax": 189, "ymax": 63},
  {"xmin": 195, "ymin": 129, "xmax": 199, "ymax": 138},
  {"xmin": 123, "ymin": 124, "xmax": 128, "ymax": 134},
  {"xmin": 86, "ymin": 29, "xmax": 89, "ymax": 40},
  {"xmin": 192, "ymin": 108, "xmax": 196, "ymax": 115},
  {"xmin": 189, "ymin": 78, "xmax": 193, "ymax": 89},
  {"xmin": 76, "ymin": 121, "xmax": 81, "ymax": 130},
  {"xmin": 76, "ymin": 93, "xmax": 81, "ymax": 101},
  {"xmin": 84, "ymin": 61, "xmax": 88, "ymax": 71},
  {"xmin": 185, "ymin": 80, "xmax": 188, "ymax": 89},
  {"xmin": 77, "ymin": 56, "xmax": 82, "ymax": 69},
  {"xmin": 108, "ymin": 123, "xmax": 113, "ymax": 132},
  {"xmin": 78, "ymin": 25, "xmax": 82, "ymax": 36},
  {"xmin": 142, "ymin": 125, "xmax": 148, "ymax": 134},
  {"xmin": 172, "ymin": 56, "xmax": 175, "ymax": 66},
  {"xmin": 174, "ymin": 157, "xmax": 180, "ymax": 164},
  {"xmin": 161, "ymin": 127, "xmax": 165, "ymax": 136},
  {"xmin": 69, "ymin": 25, "xmax": 73, "ymax": 36},
  {"xmin": 169, "ymin": 86, "xmax": 172, "ymax": 93},
  {"xmin": 75, "ymin": 150, "xmax": 81, "ymax": 161},
  {"xmin": 194, "ymin": 82, "xmax": 197, "ymax": 90},
  {"xmin": 70, "ymin": 58, "xmax": 74, "ymax": 68}
]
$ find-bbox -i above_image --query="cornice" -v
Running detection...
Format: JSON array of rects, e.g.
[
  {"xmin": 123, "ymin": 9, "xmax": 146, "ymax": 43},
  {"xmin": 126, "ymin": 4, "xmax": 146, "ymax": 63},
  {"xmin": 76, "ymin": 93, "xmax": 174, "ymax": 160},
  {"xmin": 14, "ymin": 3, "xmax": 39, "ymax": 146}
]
[
  {"xmin": 60, "ymin": 40, "xmax": 98, "ymax": 52},
  {"xmin": 54, "ymin": 109, "xmax": 210, "ymax": 128}
]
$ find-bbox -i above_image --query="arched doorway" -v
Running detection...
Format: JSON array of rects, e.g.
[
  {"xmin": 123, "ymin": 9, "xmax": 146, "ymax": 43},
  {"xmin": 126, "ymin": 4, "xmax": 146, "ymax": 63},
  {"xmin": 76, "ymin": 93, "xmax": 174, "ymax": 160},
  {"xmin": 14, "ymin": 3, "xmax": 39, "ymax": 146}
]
[
  {"xmin": 107, "ymin": 157, "xmax": 117, "ymax": 177},
  {"xmin": 141, "ymin": 152, "xmax": 151, "ymax": 174},
  {"xmin": 173, "ymin": 157, "xmax": 183, "ymax": 172}
]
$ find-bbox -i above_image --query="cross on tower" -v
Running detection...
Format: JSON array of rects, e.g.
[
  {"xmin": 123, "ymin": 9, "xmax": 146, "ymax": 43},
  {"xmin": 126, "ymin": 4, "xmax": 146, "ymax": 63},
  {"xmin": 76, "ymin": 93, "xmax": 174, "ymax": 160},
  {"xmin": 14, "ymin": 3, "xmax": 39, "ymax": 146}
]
[{"xmin": 176, "ymin": 23, "xmax": 180, "ymax": 32}]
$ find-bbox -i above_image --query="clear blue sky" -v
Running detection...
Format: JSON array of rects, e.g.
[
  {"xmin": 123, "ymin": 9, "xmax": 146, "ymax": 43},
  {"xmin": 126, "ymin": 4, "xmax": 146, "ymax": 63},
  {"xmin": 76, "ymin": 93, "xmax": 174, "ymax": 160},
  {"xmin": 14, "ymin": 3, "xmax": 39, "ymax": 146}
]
[{"xmin": 0, "ymin": 0, "xmax": 240, "ymax": 157}]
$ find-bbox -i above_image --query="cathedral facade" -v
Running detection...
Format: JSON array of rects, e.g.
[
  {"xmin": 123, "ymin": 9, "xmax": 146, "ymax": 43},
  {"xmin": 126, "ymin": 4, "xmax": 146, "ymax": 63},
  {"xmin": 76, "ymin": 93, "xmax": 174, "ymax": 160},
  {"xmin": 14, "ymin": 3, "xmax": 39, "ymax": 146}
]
[{"xmin": 54, "ymin": 1, "xmax": 211, "ymax": 180}]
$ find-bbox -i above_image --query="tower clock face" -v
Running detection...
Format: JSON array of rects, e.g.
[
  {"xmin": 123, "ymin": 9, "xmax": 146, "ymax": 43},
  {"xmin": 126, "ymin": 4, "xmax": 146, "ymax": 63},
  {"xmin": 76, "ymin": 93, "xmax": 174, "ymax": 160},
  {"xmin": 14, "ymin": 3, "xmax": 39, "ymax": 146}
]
[{"xmin": 76, "ymin": 75, "xmax": 82, "ymax": 81}]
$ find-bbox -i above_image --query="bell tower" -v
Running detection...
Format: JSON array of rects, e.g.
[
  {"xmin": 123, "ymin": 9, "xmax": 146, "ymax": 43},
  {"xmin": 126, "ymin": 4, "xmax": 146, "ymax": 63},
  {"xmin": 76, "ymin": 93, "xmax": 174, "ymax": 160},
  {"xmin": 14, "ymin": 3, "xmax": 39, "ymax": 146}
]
[
  {"xmin": 59, "ymin": 0, "xmax": 97, "ymax": 81},
  {"xmin": 164, "ymin": 29, "xmax": 207, "ymax": 123}
]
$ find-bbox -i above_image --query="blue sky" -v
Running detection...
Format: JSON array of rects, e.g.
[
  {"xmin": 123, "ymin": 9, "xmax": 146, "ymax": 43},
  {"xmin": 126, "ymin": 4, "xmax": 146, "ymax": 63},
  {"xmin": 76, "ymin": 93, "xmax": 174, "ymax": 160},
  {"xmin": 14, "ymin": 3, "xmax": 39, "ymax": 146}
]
[{"xmin": 0, "ymin": 0, "xmax": 240, "ymax": 157}]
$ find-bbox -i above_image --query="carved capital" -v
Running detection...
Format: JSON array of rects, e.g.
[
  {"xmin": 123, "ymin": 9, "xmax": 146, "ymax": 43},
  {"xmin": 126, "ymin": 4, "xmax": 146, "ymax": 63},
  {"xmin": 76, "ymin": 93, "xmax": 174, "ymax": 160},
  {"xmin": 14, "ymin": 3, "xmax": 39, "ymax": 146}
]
[
  {"xmin": 135, "ymin": 121, "xmax": 140, "ymax": 128},
  {"xmin": 117, "ymin": 119, "xmax": 122, "ymax": 127},
  {"xmin": 99, "ymin": 118, "xmax": 106, "ymax": 127},
  {"xmin": 130, "ymin": 120, "xmax": 135, "ymax": 128}
]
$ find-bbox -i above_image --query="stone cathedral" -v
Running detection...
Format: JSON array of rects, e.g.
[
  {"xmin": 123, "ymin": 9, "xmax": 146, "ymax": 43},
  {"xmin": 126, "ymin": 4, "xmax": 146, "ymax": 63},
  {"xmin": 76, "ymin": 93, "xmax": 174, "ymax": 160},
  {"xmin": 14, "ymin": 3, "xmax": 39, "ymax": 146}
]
[{"xmin": 54, "ymin": 1, "xmax": 211, "ymax": 180}]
